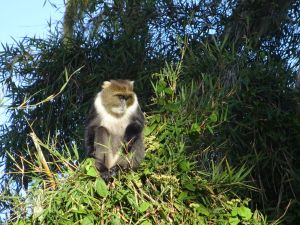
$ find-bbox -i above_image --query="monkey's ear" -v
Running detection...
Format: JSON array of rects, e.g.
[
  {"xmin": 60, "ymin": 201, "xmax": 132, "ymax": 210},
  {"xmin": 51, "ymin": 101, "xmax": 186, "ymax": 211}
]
[
  {"xmin": 102, "ymin": 81, "xmax": 111, "ymax": 89},
  {"xmin": 130, "ymin": 81, "xmax": 134, "ymax": 87}
]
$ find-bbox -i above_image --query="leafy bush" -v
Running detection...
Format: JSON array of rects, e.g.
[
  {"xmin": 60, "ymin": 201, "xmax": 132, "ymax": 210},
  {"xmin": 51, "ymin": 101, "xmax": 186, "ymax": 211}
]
[{"xmin": 2, "ymin": 60, "xmax": 270, "ymax": 225}]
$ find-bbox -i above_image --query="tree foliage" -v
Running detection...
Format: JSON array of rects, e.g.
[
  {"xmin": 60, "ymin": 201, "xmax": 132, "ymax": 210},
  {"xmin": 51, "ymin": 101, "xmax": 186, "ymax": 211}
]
[{"xmin": 0, "ymin": 0, "xmax": 300, "ymax": 223}]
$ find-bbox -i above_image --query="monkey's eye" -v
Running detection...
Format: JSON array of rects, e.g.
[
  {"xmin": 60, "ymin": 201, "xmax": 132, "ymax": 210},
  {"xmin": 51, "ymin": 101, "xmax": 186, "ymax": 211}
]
[
  {"xmin": 116, "ymin": 94, "xmax": 132, "ymax": 101},
  {"xmin": 116, "ymin": 95, "xmax": 128, "ymax": 100}
]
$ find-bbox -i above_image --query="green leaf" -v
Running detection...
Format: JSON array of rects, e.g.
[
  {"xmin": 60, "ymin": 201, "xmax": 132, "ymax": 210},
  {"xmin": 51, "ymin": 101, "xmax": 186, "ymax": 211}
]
[
  {"xmin": 127, "ymin": 194, "xmax": 138, "ymax": 208},
  {"xmin": 138, "ymin": 202, "xmax": 151, "ymax": 213},
  {"xmin": 207, "ymin": 125, "xmax": 214, "ymax": 134},
  {"xmin": 196, "ymin": 216, "xmax": 206, "ymax": 224},
  {"xmin": 183, "ymin": 182, "xmax": 196, "ymax": 191},
  {"xmin": 86, "ymin": 166, "xmax": 98, "ymax": 177},
  {"xmin": 197, "ymin": 205, "xmax": 210, "ymax": 216},
  {"xmin": 209, "ymin": 112, "xmax": 218, "ymax": 122},
  {"xmin": 144, "ymin": 124, "xmax": 157, "ymax": 136},
  {"xmin": 153, "ymin": 114, "xmax": 161, "ymax": 122},
  {"xmin": 179, "ymin": 160, "xmax": 190, "ymax": 172},
  {"xmin": 237, "ymin": 206, "xmax": 252, "ymax": 220},
  {"xmin": 157, "ymin": 98, "xmax": 166, "ymax": 106},
  {"xmin": 157, "ymin": 80, "xmax": 167, "ymax": 93},
  {"xmin": 231, "ymin": 207, "xmax": 238, "ymax": 217},
  {"xmin": 115, "ymin": 189, "xmax": 129, "ymax": 201},
  {"xmin": 229, "ymin": 217, "xmax": 240, "ymax": 225},
  {"xmin": 159, "ymin": 79, "xmax": 167, "ymax": 87},
  {"xmin": 95, "ymin": 178, "xmax": 109, "ymax": 197},
  {"xmin": 140, "ymin": 221, "xmax": 152, "ymax": 225},
  {"xmin": 165, "ymin": 103, "xmax": 179, "ymax": 112},
  {"xmin": 70, "ymin": 205, "xmax": 87, "ymax": 214},
  {"xmin": 191, "ymin": 123, "xmax": 200, "ymax": 133},
  {"xmin": 15, "ymin": 221, "xmax": 30, "ymax": 225},
  {"xmin": 111, "ymin": 216, "xmax": 122, "ymax": 225},
  {"xmin": 164, "ymin": 87, "xmax": 173, "ymax": 95},
  {"xmin": 178, "ymin": 192, "xmax": 188, "ymax": 201},
  {"xmin": 191, "ymin": 203, "xmax": 210, "ymax": 216},
  {"xmin": 82, "ymin": 215, "xmax": 95, "ymax": 225}
]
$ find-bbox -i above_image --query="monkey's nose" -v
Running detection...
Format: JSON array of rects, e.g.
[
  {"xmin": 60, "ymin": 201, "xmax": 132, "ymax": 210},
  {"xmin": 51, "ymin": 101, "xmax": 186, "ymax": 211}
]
[{"xmin": 120, "ymin": 99, "xmax": 126, "ymax": 106}]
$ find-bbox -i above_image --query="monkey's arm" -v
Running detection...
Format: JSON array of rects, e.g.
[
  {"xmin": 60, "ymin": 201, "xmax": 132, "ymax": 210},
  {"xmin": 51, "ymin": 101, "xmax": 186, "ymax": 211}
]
[
  {"xmin": 84, "ymin": 106, "xmax": 99, "ymax": 157},
  {"xmin": 119, "ymin": 107, "xmax": 145, "ymax": 169},
  {"xmin": 117, "ymin": 134, "xmax": 145, "ymax": 170},
  {"xmin": 130, "ymin": 135, "xmax": 145, "ymax": 169},
  {"xmin": 85, "ymin": 125, "xmax": 95, "ymax": 157},
  {"xmin": 124, "ymin": 107, "xmax": 144, "ymax": 146}
]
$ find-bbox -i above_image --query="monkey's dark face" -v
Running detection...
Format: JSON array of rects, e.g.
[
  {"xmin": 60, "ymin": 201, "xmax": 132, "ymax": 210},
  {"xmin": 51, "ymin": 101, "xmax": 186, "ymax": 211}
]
[{"xmin": 101, "ymin": 80, "xmax": 135, "ymax": 116}]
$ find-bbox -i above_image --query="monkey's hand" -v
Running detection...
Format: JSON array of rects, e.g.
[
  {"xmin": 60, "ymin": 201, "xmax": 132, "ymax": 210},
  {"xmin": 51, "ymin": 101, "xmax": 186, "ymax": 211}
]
[
  {"xmin": 96, "ymin": 163, "xmax": 118, "ymax": 183},
  {"xmin": 86, "ymin": 146, "xmax": 95, "ymax": 157},
  {"xmin": 100, "ymin": 170, "xmax": 113, "ymax": 183},
  {"xmin": 95, "ymin": 159, "xmax": 114, "ymax": 183},
  {"xmin": 124, "ymin": 122, "xmax": 143, "ymax": 152},
  {"xmin": 124, "ymin": 122, "xmax": 143, "ymax": 141}
]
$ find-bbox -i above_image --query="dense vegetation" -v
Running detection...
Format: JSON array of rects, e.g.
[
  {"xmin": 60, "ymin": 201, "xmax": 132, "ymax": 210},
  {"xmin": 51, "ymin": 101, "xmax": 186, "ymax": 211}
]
[{"xmin": 0, "ymin": 0, "xmax": 300, "ymax": 224}]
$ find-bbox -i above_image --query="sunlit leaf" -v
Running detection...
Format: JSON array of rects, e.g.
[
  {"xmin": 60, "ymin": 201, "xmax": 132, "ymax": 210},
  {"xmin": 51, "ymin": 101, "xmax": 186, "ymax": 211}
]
[
  {"xmin": 86, "ymin": 167, "xmax": 98, "ymax": 177},
  {"xmin": 140, "ymin": 221, "xmax": 152, "ymax": 225},
  {"xmin": 237, "ymin": 206, "xmax": 252, "ymax": 220},
  {"xmin": 138, "ymin": 202, "xmax": 151, "ymax": 213},
  {"xmin": 95, "ymin": 178, "xmax": 108, "ymax": 197},
  {"xmin": 82, "ymin": 215, "xmax": 95, "ymax": 225},
  {"xmin": 229, "ymin": 217, "xmax": 240, "ymax": 225}
]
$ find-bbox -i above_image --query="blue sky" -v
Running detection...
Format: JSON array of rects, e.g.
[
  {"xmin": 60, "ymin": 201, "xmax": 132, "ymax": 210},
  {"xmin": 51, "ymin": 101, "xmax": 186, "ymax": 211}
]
[
  {"xmin": 0, "ymin": 0, "xmax": 64, "ymax": 124},
  {"xmin": 0, "ymin": 0, "xmax": 64, "ymax": 47}
]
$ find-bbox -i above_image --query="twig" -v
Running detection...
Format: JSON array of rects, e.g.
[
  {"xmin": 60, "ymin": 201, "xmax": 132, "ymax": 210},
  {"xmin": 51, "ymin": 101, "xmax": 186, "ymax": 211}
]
[
  {"xmin": 30, "ymin": 132, "xmax": 56, "ymax": 190},
  {"xmin": 270, "ymin": 199, "xmax": 293, "ymax": 225},
  {"xmin": 132, "ymin": 180, "xmax": 156, "ymax": 203},
  {"xmin": 17, "ymin": 66, "xmax": 83, "ymax": 109}
]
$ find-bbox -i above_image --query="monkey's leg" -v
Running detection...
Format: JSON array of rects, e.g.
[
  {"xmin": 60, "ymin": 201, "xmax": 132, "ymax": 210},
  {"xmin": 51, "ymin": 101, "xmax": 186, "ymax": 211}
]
[
  {"xmin": 94, "ymin": 127, "xmax": 120, "ymax": 182},
  {"xmin": 94, "ymin": 127, "xmax": 110, "ymax": 172},
  {"xmin": 105, "ymin": 135, "xmax": 123, "ymax": 169}
]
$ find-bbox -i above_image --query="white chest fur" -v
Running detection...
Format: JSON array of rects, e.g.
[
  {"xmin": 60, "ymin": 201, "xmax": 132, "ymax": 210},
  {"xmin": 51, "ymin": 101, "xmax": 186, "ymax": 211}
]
[{"xmin": 94, "ymin": 92, "xmax": 138, "ymax": 137}]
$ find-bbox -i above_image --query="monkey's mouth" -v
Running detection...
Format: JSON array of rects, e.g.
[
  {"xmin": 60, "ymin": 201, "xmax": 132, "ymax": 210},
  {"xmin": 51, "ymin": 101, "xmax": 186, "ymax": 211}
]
[{"xmin": 111, "ymin": 107, "xmax": 126, "ymax": 115}]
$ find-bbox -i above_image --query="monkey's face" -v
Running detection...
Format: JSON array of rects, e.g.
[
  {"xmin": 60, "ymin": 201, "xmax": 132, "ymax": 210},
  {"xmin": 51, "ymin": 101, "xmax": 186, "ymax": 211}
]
[
  {"xmin": 109, "ymin": 92, "xmax": 134, "ymax": 115},
  {"xmin": 101, "ymin": 80, "xmax": 135, "ymax": 117}
]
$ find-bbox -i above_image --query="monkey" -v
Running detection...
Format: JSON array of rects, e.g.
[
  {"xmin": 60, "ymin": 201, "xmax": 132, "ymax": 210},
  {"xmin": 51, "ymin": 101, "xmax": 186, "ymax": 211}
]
[{"xmin": 84, "ymin": 79, "xmax": 145, "ymax": 181}]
